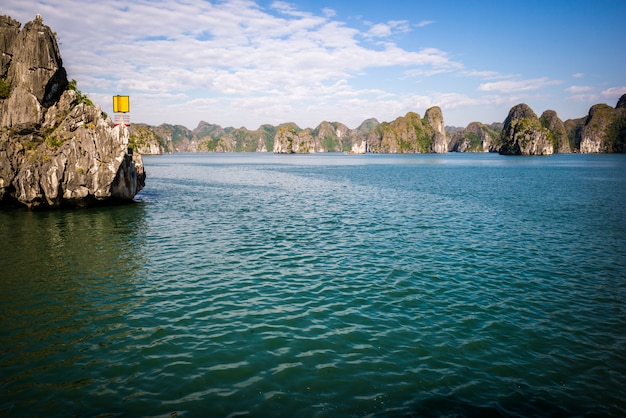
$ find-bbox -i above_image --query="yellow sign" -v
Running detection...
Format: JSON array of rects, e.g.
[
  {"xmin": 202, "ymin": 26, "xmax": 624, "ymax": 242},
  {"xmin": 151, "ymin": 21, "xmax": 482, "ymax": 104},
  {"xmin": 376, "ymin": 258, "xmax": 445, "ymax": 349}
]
[{"xmin": 113, "ymin": 95, "xmax": 130, "ymax": 113}]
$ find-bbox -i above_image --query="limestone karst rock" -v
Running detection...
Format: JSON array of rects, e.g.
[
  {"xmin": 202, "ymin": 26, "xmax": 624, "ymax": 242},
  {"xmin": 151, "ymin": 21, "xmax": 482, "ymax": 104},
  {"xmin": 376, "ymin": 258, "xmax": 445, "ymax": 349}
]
[
  {"xmin": 578, "ymin": 95, "xmax": 626, "ymax": 153},
  {"xmin": 499, "ymin": 104, "xmax": 554, "ymax": 156},
  {"xmin": 0, "ymin": 15, "xmax": 145, "ymax": 208},
  {"xmin": 271, "ymin": 121, "xmax": 368, "ymax": 154},
  {"xmin": 424, "ymin": 106, "xmax": 448, "ymax": 153},
  {"xmin": 128, "ymin": 124, "xmax": 166, "ymax": 155},
  {"xmin": 540, "ymin": 110, "xmax": 571, "ymax": 153},
  {"xmin": 273, "ymin": 124, "xmax": 315, "ymax": 154},
  {"xmin": 367, "ymin": 108, "xmax": 446, "ymax": 154},
  {"xmin": 448, "ymin": 122, "xmax": 500, "ymax": 152}
]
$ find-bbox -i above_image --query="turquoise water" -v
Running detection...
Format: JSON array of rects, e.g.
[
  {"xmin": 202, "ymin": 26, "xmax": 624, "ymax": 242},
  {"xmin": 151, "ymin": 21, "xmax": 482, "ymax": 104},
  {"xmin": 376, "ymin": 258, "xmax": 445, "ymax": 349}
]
[{"xmin": 1, "ymin": 152, "xmax": 625, "ymax": 417}]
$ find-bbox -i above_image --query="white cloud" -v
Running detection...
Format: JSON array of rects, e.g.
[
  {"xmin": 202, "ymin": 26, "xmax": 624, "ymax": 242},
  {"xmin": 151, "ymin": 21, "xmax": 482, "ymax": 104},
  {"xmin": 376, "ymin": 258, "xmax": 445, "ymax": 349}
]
[
  {"xmin": 321, "ymin": 8, "xmax": 336, "ymax": 18},
  {"xmin": 3, "ymin": 0, "xmax": 615, "ymax": 129},
  {"xmin": 566, "ymin": 85, "xmax": 594, "ymax": 94},
  {"xmin": 477, "ymin": 77, "xmax": 562, "ymax": 93},
  {"xmin": 366, "ymin": 20, "xmax": 411, "ymax": 38},
  {"xmin": 367, "ymin": 23, "xmax": 392, "ymax": 37},
  {"xmin": 572, "ymin": 72, "xmax": 585, "ymax": 78},
  {"xmin": 459, "ymin": 69, "xmax": 506, "ymax": 79},
  {"xmin": 600, "ymin": 86, "xmax": 626, "ymax": 99},
  {"xmin": 566, "ymin": 86, "xmax": 625, "ymax": 105},
  {"xmin": 415, "ymin": 20, "xmax": 435, "ymax": 28}
]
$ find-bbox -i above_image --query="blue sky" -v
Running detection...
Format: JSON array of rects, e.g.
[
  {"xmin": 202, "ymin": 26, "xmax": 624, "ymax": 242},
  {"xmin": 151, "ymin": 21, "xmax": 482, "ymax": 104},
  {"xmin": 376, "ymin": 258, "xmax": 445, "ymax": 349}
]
[{"xmin": 3, "ymin": 0, "xmax": 625, "ymax": 130}]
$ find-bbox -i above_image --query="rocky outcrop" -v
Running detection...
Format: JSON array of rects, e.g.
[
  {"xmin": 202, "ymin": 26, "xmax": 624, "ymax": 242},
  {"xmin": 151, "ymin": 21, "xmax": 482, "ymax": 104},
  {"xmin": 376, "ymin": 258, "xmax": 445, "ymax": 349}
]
[
  {"xmin": 0, "ymin": 15, "xmax": 67, "ymax": 128},
  {"xmin": 129, "ymin": 124, "xmax": 166, "ymax": 154},
  {"xmin": 193, "ymin": 122, "xmax": 274, "ymax": 152},
  {"xmin": 273, "ymin": 124, "xmax": 315, "ymax": 153},
  {"xmin": 271, "ymin": 119, "xmax": 375, "ymax": 154},
  {"xmin": 578, "ymin": 95, "xmax": 626, "ymax": 153},
  {"xmin": 540, "ymin": 110, "xmax": 571, "ymax": 153},
  {"xmin": 424, "ymin": 107, "xmax": 448, "ymax": 153},
  {"xmin": 0, "ymin": 15, "xmax": 145, "ymax": 208},
  {"xmin": 113, "ymin": 84, "xmax": 625, "ymax": 154},
  {"xmin": 448, "ymin": 122, "xmax": 500, "ymax": 152},
  {"xmin": 499, "ymin": 104, "xmax": 553, "ymax": 155},
  {"xmin": 367, "ymin": 108, "xmax": 447, "ymax": 153}
]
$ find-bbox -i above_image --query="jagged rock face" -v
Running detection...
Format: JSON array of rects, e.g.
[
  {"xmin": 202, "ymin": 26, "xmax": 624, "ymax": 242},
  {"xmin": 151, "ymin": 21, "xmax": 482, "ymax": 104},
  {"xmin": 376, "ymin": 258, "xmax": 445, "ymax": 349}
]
[
  {"xmin": 499, "ymin": 104, "xmax": 554, "ymax": 155},
  {"xmin": 273, "ymin": 125, "xmax": 315, "ymax": 153},
  {"xmin": 540, "ymin": 110, "xmax": 571, "ymax": 153},
  {"xmin": 368, "ymin": 109, "xmax": 446, "ymax": 153},
  {"xmin": 580, "ymin": 104, "xmax": 613, "ymax": 153},
  {"xmin": 579, "ymin": 97, "xmax": 626, "ymax": 153},
  {"xmin": 312, "ymin": 121, "xmax": 334, "ymax": 152},
  {"xmin": 153, "ymin": 124, "xmax": 196, "ymax": 152},
  {"xmin": 1, "ymin": 15, "xmax": 67, "ymax": 128},
  {"xmin": 272, "ymin": 121, "xmax": 369, "ymax": 154},
  {"xmin": 425, "ymin": 106, "xmax": 448, "ymax": 153},
  {"xmin": 0, "ymin": 15, "xmax": 145, "ymax": 208},
  {"xmin": 371, "ymin": 112, "xmax": 422, "ymax": 153},
  {"xmin": 313, "ymin": 121, "xmax": 362, "ymax": 152},
  {"xmin": 450, "ymin": 122, "xmax": 499, "ymax": 152},
  {"xmin": 192, "ymin": 122, "xmax": 274, "ymax": 152},
  {"xmin": 256, "ymin": 135, "xmax": 268, "ymax": 152},
  {"xmin": 350, "ymin": 135, "xmax": 367, "ymax": 154},
  {"xmin": 0, "ymin": 16, "xmax": 20, "ymax": 79},
  {"xmin": 129, "ymin": 125, "xmax": 165, "ymax": 155}
]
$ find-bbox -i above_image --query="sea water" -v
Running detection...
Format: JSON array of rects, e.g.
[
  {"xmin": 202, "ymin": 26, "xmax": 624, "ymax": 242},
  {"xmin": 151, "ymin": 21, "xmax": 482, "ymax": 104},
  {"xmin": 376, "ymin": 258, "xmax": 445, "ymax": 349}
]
[{"xmin": 1, "ymin": 152, "xmax": 625, "ymax": 417}]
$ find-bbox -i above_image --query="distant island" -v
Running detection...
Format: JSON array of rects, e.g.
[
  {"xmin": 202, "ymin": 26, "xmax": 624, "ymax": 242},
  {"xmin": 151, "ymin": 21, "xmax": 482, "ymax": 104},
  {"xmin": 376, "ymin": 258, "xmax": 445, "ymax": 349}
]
[
  {"xmin": 2, "ymin": 14, "xmax": 625, "ymax": 209},
  {"xmin": 130, "ymin": 95, "xmax": 626, "ymax": 156}
]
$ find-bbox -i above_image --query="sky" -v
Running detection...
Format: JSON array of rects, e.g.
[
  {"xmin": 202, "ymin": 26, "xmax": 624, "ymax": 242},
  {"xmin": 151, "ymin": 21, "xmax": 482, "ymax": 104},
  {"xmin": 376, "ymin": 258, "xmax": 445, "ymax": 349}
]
[{"xmin": 3, "ymin": 0, "xmax": 625, "ymax": 130}]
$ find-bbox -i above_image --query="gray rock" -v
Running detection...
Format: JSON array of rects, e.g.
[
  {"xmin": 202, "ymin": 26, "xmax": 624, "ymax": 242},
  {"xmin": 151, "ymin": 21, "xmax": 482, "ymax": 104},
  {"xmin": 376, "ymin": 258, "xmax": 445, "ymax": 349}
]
[
  {"xmin": 0, "ymin": 15, "xmax": 145, "ymax": 208},
  {"xmin": 425, "ymin": 106, "xmax": 448, "ymax": 153},
  {"xmin": 499, "ymin": 104, "xmax": 554, "ymax": 156},
  {"xmin": 540, "ymin": 110, "xmax": 571, "ymax": 153}
]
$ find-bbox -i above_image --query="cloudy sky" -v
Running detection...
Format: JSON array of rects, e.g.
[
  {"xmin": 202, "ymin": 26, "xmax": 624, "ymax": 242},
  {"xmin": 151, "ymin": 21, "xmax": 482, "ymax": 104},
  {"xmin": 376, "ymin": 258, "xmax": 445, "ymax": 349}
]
[{"xmin": 4, "ymin": 0, "xmax": 625, "ymax": 130}]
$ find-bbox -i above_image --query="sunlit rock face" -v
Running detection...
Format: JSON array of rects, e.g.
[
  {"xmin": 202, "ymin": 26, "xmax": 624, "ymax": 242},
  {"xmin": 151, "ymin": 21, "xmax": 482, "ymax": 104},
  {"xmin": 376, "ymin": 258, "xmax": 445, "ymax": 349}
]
[
  {"xmin": 499, "ymin": 104, "xmax": 554, "ymax": 156},
  {"xmin": 366, "ymin": 108, "xmax": 447, "ymax": 154},
  {"xmin": 448, "ymin": 122, "xmax": 501, "ymax": 152},
  {"xmin": 0, "ymin": 15, "xmax": 145, "ymax": 208},
  {"xmin": 578, "ymin": 97, "xmax": 626, "ymax": 153},
  {"xmin": 425, "ymin": 106, "xmax": 448, "ymax": 153}
]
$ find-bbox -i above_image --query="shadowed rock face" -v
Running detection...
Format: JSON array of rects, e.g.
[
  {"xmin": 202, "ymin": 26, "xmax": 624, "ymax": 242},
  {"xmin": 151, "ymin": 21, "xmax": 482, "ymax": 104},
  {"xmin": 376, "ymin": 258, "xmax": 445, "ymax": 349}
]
[
  {"xmin": 540, "ymin": 110, "xmax": 571, "ymax": 154},
  {"xmin": 0, "ymin": 15, "xmax": 145, "ymax": 208}
]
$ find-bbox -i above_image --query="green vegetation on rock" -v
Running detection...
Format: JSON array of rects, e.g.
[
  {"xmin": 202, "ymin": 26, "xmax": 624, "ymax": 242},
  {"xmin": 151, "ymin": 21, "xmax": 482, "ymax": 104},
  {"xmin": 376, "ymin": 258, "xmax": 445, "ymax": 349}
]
[
  {"xmin": 67, "ymin": 79, "xmax": 93, "ymax": 107},
  {"xmin": 0, "ymin": 78, "xmax": 11, "ymax": 99}
]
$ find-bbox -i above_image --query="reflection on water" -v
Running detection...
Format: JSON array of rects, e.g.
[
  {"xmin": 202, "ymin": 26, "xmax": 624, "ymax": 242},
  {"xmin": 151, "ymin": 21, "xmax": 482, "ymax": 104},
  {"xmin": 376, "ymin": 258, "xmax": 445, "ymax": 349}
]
[{"xmin": 0, "ymin": 204, "xmax": 147, "ymax": 413}]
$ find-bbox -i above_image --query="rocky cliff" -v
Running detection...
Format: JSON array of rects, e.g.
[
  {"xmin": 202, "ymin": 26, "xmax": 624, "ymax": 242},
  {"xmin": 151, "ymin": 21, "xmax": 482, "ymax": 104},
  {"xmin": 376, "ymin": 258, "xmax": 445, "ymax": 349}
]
[
  {"xmin": 273, "ymin": 124, "xmax": 315, "ymax": 153},
  {"xmin": 448, "ymin": 122, "xmax": 501, "ymax": 152},
  {"xmin": 499, "ymin": 104, "xmax": 554, "ymax": 155},
  {"xmin": 578, "ymin": 95, "xmax": 626, "ymax": 153},
  {"xmin": 0, "ymin": 15, "xmax": 145, "ymax": 208},
  {"xmin": 121, "ymin": 91, "xmax": 625, "ymax": 155},
  {"xmin": 129, "ymin": 124, "xmax": 166, "ymax": 155},
  {"xmin": 540, "ymin": 110, "xmax": 571, "ymax": 153},
  {"xmin": 424, "ymin": 107, "xmax": 448, "ymax": 153},
  {"xmin": 367, "ymin": 108, "xmax": 447, "ymax": 154},
  {"xmin": 271, "ymin": 120, "xmax": 375, "ymax": 154}
]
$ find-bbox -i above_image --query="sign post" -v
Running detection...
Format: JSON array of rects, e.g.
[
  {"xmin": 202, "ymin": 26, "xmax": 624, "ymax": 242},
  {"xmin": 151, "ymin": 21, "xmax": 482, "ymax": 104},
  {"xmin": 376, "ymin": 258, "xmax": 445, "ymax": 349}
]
[{"xmin": 113, "ymin": 95, "xmax": 130, "ymax": 126}]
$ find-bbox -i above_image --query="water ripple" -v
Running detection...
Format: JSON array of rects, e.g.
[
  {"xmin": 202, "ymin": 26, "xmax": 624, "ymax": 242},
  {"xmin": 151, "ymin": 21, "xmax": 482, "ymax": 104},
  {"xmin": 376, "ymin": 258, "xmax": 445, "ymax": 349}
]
[{"xmin": 2, "ymin": 153, "xmax": 626, "ymax": 416}]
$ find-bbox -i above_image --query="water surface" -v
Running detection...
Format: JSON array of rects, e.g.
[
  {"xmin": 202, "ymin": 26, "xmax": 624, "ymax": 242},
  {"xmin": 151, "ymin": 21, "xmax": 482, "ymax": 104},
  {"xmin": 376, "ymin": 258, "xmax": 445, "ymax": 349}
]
[{"xmin": 1, "ymin": 152, "xmax": 625, "ymax": 416}]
